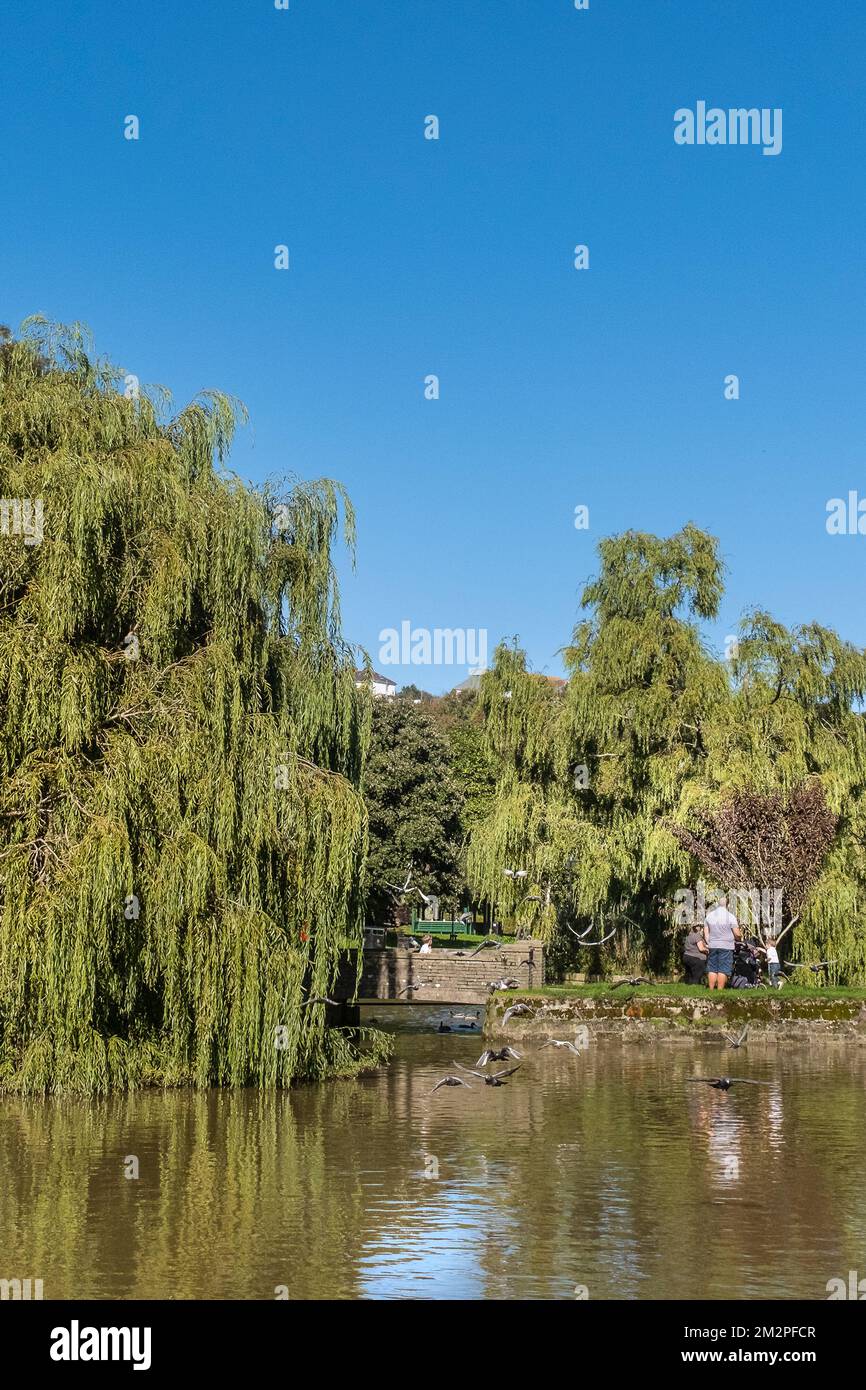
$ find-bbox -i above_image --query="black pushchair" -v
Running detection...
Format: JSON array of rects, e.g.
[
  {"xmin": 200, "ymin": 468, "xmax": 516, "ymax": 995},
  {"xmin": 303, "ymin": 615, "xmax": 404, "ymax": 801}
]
[{"xmin": 729, "ymin": 939, "xmax": 764, "ymax": 988}]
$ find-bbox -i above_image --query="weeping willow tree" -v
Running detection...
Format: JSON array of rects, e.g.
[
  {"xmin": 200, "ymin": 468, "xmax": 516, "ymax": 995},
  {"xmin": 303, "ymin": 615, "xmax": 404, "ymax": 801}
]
[
  {"xmin": 469, "ymin": 527, "xmax": 729, "ymax": 967},
  {"xmin": 699, "ymin": 611, "xmax": 866, "ymax": 979},
  {"xmin": 469, "ymin": 526, "xmax": 866, "ymax": 980},
  {"xmin": 0, "ymin": 317, "xmax": 391, "ymax": 1094}
]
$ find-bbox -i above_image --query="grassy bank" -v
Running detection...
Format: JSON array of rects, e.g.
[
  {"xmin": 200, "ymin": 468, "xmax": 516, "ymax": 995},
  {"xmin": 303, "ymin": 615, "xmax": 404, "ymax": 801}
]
[{"xmin": 508, "ymin": 982, "xmax": 866, "ymax": 1002}]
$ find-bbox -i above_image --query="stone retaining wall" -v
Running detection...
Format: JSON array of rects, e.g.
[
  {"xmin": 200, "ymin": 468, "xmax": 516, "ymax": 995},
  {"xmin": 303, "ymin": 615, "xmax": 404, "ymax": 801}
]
[
  {"xmin": 355, "ymin": 942, "xmax": 545, "ymax": 1004},
  {"xmin": 484, "ymin": 991, "xmax": 866, "ymax": 1044}
]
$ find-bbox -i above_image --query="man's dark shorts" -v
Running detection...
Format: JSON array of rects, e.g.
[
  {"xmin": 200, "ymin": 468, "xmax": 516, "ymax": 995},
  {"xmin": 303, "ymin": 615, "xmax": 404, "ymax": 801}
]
[{"xmin": 707, "ymin": 947, "xmax": 734, "ymax": 976}]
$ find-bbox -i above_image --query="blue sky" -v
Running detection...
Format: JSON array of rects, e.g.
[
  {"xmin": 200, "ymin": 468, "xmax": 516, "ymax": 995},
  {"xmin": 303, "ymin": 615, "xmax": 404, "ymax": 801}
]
[{"xmin": 5, "ymin": 0, "xmax": 865, "ymax": 692}]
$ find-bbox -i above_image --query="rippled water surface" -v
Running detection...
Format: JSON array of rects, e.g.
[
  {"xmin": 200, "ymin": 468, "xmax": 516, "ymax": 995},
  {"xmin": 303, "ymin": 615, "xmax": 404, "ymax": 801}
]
[{"xmin": 2, "ymin": 1010, "xmax": 864, "ymax": 1299}]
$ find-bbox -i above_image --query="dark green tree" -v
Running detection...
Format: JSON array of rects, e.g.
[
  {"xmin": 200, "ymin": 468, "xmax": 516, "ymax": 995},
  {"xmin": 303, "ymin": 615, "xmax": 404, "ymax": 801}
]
[
  {"xmin": 362, "ymin": 699, "xmax": 463, "ymax": 922},
  {"xmin": 397, "ymin": 683, "xmax": 434, "ymax": 703},
  {"xmin": 428, "ymin": 690, "xmax": 496, "ymax": 832}
]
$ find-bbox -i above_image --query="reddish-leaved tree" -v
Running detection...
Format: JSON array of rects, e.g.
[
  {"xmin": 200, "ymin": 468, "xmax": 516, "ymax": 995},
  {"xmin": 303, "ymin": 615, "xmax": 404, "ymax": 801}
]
[{"xmin": 669, "ymin": 780, "xmax": 837, "ymax": 944}]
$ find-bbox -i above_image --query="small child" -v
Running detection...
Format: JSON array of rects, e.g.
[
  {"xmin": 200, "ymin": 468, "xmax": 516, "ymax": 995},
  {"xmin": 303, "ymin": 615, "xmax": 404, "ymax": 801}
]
[{"xmin": 756, "ymin": 936, "xmax": 781, "ymax": 986}]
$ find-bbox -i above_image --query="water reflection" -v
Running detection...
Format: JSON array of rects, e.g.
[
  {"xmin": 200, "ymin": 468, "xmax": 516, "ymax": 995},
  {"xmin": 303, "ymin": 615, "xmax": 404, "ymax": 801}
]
[{"xmin": 1, "ymin": 1024, "xmax": 864, "ymax": 1300}]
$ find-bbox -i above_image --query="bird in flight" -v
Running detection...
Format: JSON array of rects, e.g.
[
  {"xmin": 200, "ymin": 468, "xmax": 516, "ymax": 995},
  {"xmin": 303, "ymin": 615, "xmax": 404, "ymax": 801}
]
[
  {"xmin": 688, "ymin": 1077, "xmax": 771, "ymax": 1091},
  {"xmin": 301, "ymin": 995, "xmax": 339, "ymax": 1007},
  {"xmin": 385, "ymin": 867, "xmax": 435, "ymax": 907},
  {"xmin": 468, "ymin": 938, "xmax": 502, "ymax": 957},
  {"xmin": 564, "ymin": 922, "xmax": 617, "ymax": 947},
  {"xmin": 455, "ymin": 1062, "xmax": 521, "ymax": 1087},
  {"xmin": 385, "ymin": 866, "xmax": 414, "ymax": 896},
  {"xmin": 609, "ymin": 977, "xmax": 650, "ymax": 991},
  {"xmin": 784, "ymin": 960, "xmax": 836, "ymax": 973},
  {"xmin": 539, "ymin": 1039, "xmax": 583, "ymax": 1054},
  {"xmin": 502, "ymin": 1003, "xmax": 534, "ymax": 1025},
  {"xmin": 430, "ymin": 1075, "xmax": 473, "ymax": 1093},
  {"xmin": 397, "ymin": 980, "xmax": 436, "ymax": 995},
  {"xmin": 488, "ymin": 977, "xmax": 519, "ymax": 992},
  {"xmin": 725, "ymin": 1024, "xmax": 750, "ymax": 1049},
  {"xmin": 581, "ymin": 928, "xmax": 616, "ymax": 946},
  {"xmin": 476, "ymin": 1046, "xmax": 521, "ymax": 1066}
]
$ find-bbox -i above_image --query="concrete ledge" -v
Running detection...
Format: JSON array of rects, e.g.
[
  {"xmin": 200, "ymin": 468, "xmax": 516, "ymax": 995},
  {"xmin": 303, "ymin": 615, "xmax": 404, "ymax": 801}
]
[{"xmin": 485, "ymin": 990, "xmax": 866, "ymax": 1044}]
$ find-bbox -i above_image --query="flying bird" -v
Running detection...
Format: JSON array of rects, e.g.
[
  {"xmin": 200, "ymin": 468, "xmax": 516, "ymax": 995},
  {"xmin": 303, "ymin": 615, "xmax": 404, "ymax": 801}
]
[
  {"xmin": 301, "ymin": 995, "xmax": 339, "ymax": 1007},
  {"xmin": 565, "ymin": 922, "xmax": 597, "ymax": 942},
  {"xmin": 577, "ymin": 928, "xmax": 616, "ymax": 947},
  {"xmin": 476, "ymin": 1046, "xmax": 521, "ymax": 1066},
  {"xmin": 539, "ymin": 1039, "xmax": 583, "ymax": 1054},
  {"xmin": 397, "ymin": 980, "xmax": 436, "ymax": 996},
  {"xmin": 609, "ymin": 977, "xmax": 650, "ymax": 991},
  {"xmin": 455, "ymin": 1062, "xmax": 521, "ymax": 1087},
  {"xmin": 725, "ymin": 1024, "xmax": 750, "ymax": 1049},
  {"xmin": 688, "ymin": 1077, "xmax": 771, "ymax": 1091},
  {"xmin": 430, "ymin": 1075, "xmax": 472, "ymax": 1093},
  {"xmin": 784, "ymin": 960, "xmax": 836, "ymax": 973},
  {"xmin": 564, "ymin": 922, "xmax": 616, "ymax": 947},
  {"xmin": 385, "ymin": 867, "xmax": 414, "ymax": 896},
  {"xmin": 468, "ymin": 939, "xmax": 502, "ymax": 957},
  {"xmin": 502, "ymin": 1003, "xmax": 534, "ymax": 1025},
  {"xmin": 488, "ymin": 977, "xmax": 519, "ymax": 992},
  {"xmin": 503, "ymin": 868, "xmax": 528, "ymax": 879}
]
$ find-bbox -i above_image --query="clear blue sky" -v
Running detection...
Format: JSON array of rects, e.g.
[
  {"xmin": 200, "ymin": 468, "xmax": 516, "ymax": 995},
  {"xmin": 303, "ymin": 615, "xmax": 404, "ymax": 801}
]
[{"xmin": 5, "ymin": 1, "xmax": 865, "ymax": 692}]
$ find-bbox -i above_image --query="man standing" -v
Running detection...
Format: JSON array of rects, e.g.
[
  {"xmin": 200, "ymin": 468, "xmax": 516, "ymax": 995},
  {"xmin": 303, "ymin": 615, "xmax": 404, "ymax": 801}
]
[{"xmin": 703, "ymin": 895, "xmax": 741, "ymax": 991}]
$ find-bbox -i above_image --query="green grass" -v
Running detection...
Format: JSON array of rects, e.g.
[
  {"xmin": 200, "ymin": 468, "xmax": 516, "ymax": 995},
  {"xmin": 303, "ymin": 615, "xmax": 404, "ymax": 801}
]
[
  {"xmin": 392, "ymin": 929, "xmax": 510, "ymax": 948},
  {"xmin": 493, "ymin": 981, "xmax": 866, "ymax": 1001}
]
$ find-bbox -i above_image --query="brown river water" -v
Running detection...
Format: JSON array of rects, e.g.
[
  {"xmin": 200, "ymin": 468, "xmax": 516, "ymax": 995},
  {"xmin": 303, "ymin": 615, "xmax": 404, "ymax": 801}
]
[{"xmin": 1, "ymin": 1006, "xmax": 864, "ymax": 1300}]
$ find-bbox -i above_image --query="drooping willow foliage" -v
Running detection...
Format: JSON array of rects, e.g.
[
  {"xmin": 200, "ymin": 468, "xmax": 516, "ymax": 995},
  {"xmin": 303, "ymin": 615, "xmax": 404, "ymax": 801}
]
[
  {"xmin": 0, "ymin": 317, "xmax": 391, "ymax": 1094},
  {"xmin": 468, "ymin": 525, "xmax": 866, "ymax": 982}
]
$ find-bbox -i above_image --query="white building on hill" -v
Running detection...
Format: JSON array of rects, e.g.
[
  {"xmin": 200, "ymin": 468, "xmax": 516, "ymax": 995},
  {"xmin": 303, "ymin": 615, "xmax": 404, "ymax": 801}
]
[{"xmin": 354, "ymin": 669, "xmax": 396, "ymax": 698}]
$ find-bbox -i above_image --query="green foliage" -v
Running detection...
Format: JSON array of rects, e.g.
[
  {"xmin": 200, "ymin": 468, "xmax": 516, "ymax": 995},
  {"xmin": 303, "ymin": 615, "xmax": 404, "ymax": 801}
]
[
  {"xmin": 396, "ymin": 683, "xmax": 434, "ymax": 703},
  {"xmin": 468, "ymin": 526, "xmax": 866, "ymax": 982},
  {"xmin": 0, "ymin": 318, "xmax": 391, "ymax": 1094},
  {"xmin": 427, "ymin": 690, "xmax": 496, "ymax": 831},
  {"xmin": 713, "ymin": 610, "xmax": 866, "ymax": 978},
  {"xmin": 362, "ymin": 698, "xmax": 463, "ymax": 921},
  {"xmin": 668, "ymin": 781, "xmax": 838, "ymax": 938}
]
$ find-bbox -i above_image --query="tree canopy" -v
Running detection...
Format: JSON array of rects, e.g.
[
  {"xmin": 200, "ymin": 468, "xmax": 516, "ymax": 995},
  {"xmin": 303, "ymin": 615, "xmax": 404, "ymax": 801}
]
[
  {"xmin": 362, "ymin": 697, "xmax": 463, "ymax": 923},
  {"xmin": 467, "ymin": 526, "xmax": 866, "ymax": 981},
  {"xmin": 0, "ymin": 318, "xmax": 390, "ymax": 1094},
  {"xmin": 668, "ymin": 781, "xmax": 838, "ymax": 943},
  {"xmin": 426, "ymin": 688, "xmax": 496, "ymax": 834}
]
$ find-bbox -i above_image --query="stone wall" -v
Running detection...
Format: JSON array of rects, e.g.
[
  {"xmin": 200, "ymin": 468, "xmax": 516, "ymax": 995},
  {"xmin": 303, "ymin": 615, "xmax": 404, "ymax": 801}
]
[
  {"xmin": 355, "ymin": 942, "xmax": 545, "ymax": 1005},
  {"xmin": 484, "ymin": 990, "xmax": 866, "ymax": 1044}
]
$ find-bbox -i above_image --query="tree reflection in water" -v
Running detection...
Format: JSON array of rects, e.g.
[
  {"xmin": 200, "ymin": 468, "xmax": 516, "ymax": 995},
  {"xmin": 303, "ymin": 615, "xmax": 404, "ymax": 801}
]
[{"xmin": 1, "ymin": 1033, "xmax": 864, "ymax": 1300}]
